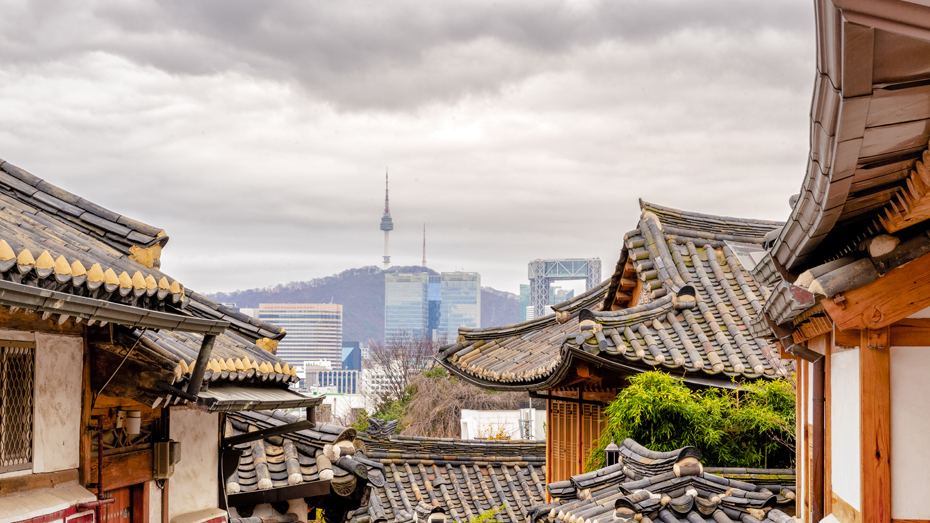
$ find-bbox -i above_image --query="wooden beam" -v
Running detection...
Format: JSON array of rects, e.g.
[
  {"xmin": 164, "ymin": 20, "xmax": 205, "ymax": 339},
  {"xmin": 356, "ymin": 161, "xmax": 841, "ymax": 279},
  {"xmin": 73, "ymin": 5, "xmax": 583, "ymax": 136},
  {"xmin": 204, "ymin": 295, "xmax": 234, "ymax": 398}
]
[
  {"xmin": 822, "ymin": 251, "xmax": 930, "ymax": 330},
  {"xmin": 860, "ymin": 327, "xmax": 891, "ymax": 523},
  {"xmin": 833, "ymin": 318, "xmax": 930, "ymax": 349},
  {"xmin": 88, "ymin": 449, "xmax": 154, "ymax": 492},
  {"xmin": 576, "ymin": 361, "xmax": 590, "ymax": 378},
  {"xmin": 0, "ymin": 306, "xmax": 83, "ymax": 336},
  {"xmin": 0, "ymin": 469, "xmax": 78, "ymax": 495}
]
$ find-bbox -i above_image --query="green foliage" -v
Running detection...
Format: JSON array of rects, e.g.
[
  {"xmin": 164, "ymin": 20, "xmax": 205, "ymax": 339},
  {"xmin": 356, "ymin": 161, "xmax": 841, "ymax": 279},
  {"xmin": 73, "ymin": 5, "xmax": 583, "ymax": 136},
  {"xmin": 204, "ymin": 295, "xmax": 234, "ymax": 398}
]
[
  {"xmin": 469, "ymin": 504, "xmax": 506, "ymax": 523},
  {"xmin": 584, "ymin": 371, "xmax": 795, "ymax": 471},
  {"xmin": 351, "ymin": 394, "xmax": 412, "ymax": 434}
]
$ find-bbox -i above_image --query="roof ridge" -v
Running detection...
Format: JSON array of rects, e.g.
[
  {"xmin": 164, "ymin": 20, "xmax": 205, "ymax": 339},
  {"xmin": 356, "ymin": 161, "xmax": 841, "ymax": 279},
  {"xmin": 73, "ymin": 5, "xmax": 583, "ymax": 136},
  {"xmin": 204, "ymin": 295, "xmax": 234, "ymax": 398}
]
[
  {"xmin": 0, "ymin": 160, "xmax": 168, "ymax": 257},
  {"xmin": 640, "ymin": 200, "xmax": 785, "ymax": 227}
]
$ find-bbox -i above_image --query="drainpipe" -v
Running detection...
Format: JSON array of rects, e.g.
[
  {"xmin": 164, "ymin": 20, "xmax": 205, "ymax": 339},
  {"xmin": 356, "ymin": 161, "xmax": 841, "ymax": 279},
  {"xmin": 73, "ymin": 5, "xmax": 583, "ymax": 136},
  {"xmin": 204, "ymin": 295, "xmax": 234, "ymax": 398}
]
[
  {"xmin": 185, "ymin": 334, "xmax": 217, "ymax": 397},
  {"xmin": 94, "ymin": 416, "xmax": 115, "ymax": 523},
  {"xmin": 812, "ymin": 357, "xmax": 825, "ymax": 523}
]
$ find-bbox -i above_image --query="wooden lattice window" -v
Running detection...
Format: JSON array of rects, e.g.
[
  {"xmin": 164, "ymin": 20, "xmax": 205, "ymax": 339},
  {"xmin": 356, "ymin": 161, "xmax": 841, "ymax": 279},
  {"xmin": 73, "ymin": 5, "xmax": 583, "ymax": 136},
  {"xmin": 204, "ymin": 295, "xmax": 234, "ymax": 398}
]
[{"xmin": 0, "ymin": 341, "xmax": 35, "ymax": 473}]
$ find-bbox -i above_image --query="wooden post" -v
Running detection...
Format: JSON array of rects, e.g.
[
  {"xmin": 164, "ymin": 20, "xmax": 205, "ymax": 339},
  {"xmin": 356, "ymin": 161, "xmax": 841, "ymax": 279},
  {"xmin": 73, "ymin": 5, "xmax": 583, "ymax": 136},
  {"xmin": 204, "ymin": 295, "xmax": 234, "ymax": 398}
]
[
  {"xmin": 860, "ymin": 327, "xmax": 891, "ymax": 523},
  {"xmin": 576, "ymin": 389, "xmax": 583, "ymax": 475},
  {"xmin": 80, "ymin": 330, "xmax": 93, "ymax": 486},
  {"xmin": 545, "ymin": 398, "xmax": 551, "ymax": 502},
  {"xmin": 307, "ymin": 405, "xmax": 316, "ymax": 425}
]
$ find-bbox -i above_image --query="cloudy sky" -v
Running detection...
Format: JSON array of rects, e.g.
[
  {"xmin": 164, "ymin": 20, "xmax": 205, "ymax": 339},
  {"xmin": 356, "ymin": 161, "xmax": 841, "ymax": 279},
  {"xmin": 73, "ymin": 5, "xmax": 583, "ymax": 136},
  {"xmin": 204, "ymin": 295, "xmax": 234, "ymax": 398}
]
[{"xmin": 0, "ymin": 0, "xmax": 815, "ymax": 295}]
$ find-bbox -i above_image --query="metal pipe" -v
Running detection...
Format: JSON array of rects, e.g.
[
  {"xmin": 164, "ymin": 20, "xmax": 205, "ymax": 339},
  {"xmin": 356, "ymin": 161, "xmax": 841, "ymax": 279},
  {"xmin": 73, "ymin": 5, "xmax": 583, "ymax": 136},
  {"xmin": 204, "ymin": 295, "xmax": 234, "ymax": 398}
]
[
  {"xmin": 812, "ymin": 357, "xmax": 826, "ymax": 523},
  {"xmin": 77, "ymin": 499, "xmax": 115, "ymax": 510},
  {"xmin": 185, "ymin": 333, "xmax": 217, "ymax": 396}
]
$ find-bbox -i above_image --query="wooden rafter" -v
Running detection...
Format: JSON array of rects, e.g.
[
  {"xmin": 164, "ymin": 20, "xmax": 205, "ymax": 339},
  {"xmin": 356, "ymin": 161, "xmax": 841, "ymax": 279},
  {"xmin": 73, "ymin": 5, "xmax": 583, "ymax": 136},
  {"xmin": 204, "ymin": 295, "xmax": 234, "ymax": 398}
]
[{"xmin": 877, "ymin": 147, "xmax": 930, "ymax": 233}]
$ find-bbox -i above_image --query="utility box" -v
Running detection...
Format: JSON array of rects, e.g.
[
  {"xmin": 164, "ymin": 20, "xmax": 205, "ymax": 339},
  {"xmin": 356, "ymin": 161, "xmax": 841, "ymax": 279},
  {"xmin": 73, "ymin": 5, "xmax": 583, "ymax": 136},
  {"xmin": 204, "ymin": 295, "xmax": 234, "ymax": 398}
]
[{"xmin": 154, "ymin": 440, "xmax": 181, "ymax": 479}]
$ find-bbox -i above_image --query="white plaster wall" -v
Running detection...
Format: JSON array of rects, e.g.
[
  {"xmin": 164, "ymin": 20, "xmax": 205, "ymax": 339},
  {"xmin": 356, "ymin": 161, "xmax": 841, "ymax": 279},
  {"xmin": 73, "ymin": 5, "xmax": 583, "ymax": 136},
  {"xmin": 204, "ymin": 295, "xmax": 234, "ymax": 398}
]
[
  {"xmin": 32, "ymin": 333, "xmax": 82, "ymax": 473},
  {"xmin": 169, "ymin": 408, "xmax": 219, "ymax": 522},
  {"xmin": 150, "ymin": 481, "xmax": 164, "ymax": 523},
  {"xmin": 831, "ymin": 349, "xmax": 860, "ymax": 511},
  {"xmin": 890, "ymin": 346, "xmax": 930, "ymax": 520},
  {"xmin": 460, "ymin": 409, "xmax": 546, "ymax": 440}
]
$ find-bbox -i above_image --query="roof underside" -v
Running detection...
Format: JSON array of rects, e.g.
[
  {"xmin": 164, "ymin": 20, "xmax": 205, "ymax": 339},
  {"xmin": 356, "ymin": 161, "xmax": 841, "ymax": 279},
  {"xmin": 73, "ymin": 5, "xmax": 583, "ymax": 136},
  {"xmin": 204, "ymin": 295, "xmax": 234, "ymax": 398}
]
[{"xmin": 772, "ymin": 0, "xmax": 930, "ymax": 271}]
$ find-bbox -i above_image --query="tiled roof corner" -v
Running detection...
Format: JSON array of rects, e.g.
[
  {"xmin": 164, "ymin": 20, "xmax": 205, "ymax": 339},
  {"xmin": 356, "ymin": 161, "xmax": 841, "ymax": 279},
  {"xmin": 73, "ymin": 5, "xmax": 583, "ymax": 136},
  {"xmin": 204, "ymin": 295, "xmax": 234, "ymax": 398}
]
[{"xmin": 438, "ymin": 203, "xmax": 788, "ymax": 390}]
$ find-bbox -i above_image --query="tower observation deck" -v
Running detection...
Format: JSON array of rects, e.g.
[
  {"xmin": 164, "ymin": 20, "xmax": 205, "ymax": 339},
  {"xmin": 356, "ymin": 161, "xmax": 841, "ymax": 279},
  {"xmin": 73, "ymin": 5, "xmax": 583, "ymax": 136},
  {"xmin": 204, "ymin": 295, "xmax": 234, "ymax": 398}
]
[{"xmin": 381, "ymin": 171, "xmax": 393, "ymax": 269}]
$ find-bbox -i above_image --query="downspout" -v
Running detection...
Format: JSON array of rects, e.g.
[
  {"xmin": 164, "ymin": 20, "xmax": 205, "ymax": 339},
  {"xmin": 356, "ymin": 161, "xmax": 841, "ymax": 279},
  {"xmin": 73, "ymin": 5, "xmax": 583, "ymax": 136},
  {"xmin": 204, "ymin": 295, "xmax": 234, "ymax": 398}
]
[
  {"xmin": 812, "ymin": 357, "xmax": 825, "ymax": 523},
  {"xmin": 95, "ymin": 416, "xmax": 115, "ymax": 523},
  {"xmin": 185, "ymin": 334, "xmax": 217, "ymax": 397}
]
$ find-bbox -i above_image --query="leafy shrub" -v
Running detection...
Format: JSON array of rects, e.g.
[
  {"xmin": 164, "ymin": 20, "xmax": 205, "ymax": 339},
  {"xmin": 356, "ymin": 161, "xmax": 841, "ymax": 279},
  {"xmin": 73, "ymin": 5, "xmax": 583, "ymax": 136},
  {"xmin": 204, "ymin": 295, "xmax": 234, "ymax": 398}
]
[{"xmin": 584, "ymin": 371, "xmax": 795, "ymax": 471}]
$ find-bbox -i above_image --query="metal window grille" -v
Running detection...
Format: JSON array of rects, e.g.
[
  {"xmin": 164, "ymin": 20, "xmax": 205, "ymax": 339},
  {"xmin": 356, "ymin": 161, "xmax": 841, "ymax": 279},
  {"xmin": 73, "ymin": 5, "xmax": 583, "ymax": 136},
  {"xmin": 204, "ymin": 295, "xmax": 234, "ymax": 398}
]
[{"xmin": 0, "ymin": 342, "xmax": 35, "ymax": 473}]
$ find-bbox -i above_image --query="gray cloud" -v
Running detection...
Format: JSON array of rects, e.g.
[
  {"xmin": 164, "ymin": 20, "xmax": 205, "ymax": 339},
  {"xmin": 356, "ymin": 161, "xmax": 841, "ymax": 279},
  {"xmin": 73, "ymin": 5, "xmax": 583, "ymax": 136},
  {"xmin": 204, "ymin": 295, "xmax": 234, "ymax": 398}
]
[
  {"xmin": 0, "ymin": 0, "xmax": 816, "ymax": 295},
  {"xmin": 2, "ymin": 0, "xmax": 812, "ymax": 110}
]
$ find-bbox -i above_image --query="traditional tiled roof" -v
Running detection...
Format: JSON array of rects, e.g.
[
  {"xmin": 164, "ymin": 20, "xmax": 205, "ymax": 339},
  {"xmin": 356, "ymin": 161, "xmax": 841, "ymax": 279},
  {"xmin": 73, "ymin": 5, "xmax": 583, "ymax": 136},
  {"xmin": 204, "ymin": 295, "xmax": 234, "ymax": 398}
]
[
  {"xmin": 348, "ymin": 427, "xmax": 547, "ymax": 523},
  {"xmin": 0, "ymin": 158, "xmax": 299, "ymax": 410},
  {"xmin": 0, "ymin": 159, "xmax": 183, "ymax": 309},
  {"xmin": 124, "ymin": 328, "xmax": 300, "ymax": 389},
  {"xmin": 532, "ymin": 440, "xmax": 795, "ymax": 523},
  {"xmin": 0, "ymin": 158, "xmax": 286, "ymax": 344},
  {"xmin": 226, "ymin": 411, "xmax": 371, "ymax": 501},
  {"xmin": 438, "ymin": 202, "xmax": 787, "ymax": 390}
]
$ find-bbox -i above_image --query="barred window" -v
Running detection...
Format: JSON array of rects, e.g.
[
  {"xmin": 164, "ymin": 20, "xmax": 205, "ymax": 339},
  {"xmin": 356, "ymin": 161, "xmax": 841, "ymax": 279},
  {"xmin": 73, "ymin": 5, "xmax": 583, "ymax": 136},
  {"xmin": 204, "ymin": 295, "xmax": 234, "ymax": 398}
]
[{"xmin": 0, "ymin": 342, "xmax": 35, "ymax": 473}]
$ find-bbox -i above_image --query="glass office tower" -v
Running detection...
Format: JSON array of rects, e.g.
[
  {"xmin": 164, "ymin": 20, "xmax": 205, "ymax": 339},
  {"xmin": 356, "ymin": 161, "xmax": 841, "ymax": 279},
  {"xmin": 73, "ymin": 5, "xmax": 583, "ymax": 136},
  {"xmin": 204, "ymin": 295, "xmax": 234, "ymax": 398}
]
[
  {"xmin": 438, "ymin": 272, "xmax": 481, "ymax": 343},
  {"xmin": 384, "ymin": 273, "xmax": 429, "ymax": 341}
]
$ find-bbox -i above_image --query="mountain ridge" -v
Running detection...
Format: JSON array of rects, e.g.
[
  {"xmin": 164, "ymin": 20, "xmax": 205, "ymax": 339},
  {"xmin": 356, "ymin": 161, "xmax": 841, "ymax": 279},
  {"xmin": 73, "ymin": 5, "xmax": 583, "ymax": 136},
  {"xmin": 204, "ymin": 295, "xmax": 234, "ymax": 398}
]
[{"xmin": 206, "ymin": 265, "xmax": 520, "ymax": 344}]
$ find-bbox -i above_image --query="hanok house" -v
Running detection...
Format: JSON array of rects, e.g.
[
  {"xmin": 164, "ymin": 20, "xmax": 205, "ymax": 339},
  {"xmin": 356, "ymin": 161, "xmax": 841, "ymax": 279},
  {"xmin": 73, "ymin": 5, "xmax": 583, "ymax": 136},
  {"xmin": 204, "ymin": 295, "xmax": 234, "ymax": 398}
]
[
  {"xmin": 533, "ymin": 439, "xmax": 795, "ymax": 523},
  {"xmin": 0, "ymin": 158, "xmax": 328, "ymax": 523},
  {"xmin": 223, "ymin": 411, "xmax": 372, "ymax": 523},
  {"xmin": 345, "ymin": 419, "xmax": 548, "ymax": 523},
  {"xmin": 750, "ymin": 2, "xmax": 930, "ymax": 523},
  {"xmin": 437, "ymin": 201, "xmax": 791, "ymax": 484}
]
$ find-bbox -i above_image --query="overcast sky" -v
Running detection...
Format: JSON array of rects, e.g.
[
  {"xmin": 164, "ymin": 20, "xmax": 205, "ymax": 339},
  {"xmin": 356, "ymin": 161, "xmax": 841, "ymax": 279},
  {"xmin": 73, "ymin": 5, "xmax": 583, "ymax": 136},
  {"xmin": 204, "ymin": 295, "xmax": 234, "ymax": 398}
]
[{"xmin": 0, "ymin": 0, "xmax": 815, "ymax": 295}]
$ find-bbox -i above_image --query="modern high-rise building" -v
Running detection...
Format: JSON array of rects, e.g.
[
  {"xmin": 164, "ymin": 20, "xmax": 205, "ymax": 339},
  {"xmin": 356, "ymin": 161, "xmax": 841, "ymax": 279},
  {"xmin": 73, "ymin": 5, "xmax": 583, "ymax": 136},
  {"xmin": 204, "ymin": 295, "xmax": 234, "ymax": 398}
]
[
  {"xmin": 438, "ymin": 272, "xmax": 481, "ymax": 342},
  {"xmin": 384, "ymin": 273, "xmax": 429, "ymax": 341},
  {"xmin": 520, "ymin": 284, "xmax": 530, "ymax": 322},
  {"xmin": 258, "ymin": 303, "xmax": 343, "ymax": 368},
  {"xmin": 427, "ymin": 275, "xmax": 442, "ymax": 340},
  {"xmin": 342, "ymin": 342, "xmax": 362, "ymax": 371}
]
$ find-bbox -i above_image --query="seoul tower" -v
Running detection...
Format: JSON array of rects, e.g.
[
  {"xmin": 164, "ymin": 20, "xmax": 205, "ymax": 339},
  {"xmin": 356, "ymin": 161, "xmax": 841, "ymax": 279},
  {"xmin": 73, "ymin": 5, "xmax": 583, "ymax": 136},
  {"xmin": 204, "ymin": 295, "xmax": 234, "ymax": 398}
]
[{"xmin": 380, "ymin": 170, "xmax": 393, "ymax": 270}]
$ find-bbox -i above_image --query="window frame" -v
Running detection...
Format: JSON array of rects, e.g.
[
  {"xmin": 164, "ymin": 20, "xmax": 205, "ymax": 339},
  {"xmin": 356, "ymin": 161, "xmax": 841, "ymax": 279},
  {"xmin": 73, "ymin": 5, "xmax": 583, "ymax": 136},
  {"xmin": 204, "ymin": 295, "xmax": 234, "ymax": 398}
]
[{"xmin": 0, "ymin": 340, "xmax": 37, "ymax": 474}]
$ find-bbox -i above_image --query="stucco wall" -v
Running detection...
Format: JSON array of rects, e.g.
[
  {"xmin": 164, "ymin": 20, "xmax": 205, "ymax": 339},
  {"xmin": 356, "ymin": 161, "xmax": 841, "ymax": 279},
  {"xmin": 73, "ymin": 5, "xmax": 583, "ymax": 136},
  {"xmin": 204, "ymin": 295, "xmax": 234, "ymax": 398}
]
[
  {"xmin": 169, "ymin": 408, "xmax": 219, "ymax": 522},
  {"xmin": 151, "ymin": 480, "xmax": 164, "ymax": 523},
  {"xmin": 460, "ymin": 409, "xmax": 546, "ymax": 440},
  {"xmin": 831, "ymin": 349, "xmax": 860, "ymax": 511},
  {"xmin": 890, "ymin": 346, "xmax": 930, "ymax": 520},
  {"xmin": 32, "ymin": 333, "xmax": 82, "ymax": 473}
]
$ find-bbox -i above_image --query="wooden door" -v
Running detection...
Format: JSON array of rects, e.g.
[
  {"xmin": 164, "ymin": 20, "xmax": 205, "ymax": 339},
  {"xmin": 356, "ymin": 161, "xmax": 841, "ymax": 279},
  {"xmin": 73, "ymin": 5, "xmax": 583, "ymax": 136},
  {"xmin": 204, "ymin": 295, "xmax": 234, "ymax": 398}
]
[{"xmin": 100, "ymin": 486, "xmax": 132, "ymax": 523}]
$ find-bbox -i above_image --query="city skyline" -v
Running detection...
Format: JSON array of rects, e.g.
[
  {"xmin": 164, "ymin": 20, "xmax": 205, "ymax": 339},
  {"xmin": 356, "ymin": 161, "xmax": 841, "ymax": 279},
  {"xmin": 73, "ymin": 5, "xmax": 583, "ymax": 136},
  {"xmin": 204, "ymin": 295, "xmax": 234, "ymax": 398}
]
[{"xmin": 0, "ymin": 1, "xmax": 815, "ymax": 296}]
